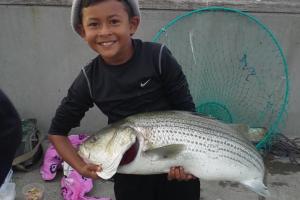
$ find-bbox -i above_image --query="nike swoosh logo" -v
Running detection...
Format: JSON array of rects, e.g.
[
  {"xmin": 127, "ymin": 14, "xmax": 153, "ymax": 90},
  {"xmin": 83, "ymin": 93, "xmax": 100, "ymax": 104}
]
[{"xmin": 140, "ymin": 79, "xmax": 151, "ymax": 87}]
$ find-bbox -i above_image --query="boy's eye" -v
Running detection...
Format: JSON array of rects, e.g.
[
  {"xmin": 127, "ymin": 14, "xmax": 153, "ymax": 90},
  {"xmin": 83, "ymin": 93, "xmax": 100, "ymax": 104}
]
[
  {"xmin": 110, "ymin": 19, "xmax": 120, "ymax": 25},
  {"xmin": 88, "ymin": 22, "xmax": 98, "ymax": 27}
]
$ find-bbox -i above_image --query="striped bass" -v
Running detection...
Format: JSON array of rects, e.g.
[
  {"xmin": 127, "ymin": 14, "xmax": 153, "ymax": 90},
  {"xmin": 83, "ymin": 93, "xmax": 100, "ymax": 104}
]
[{"xmin": 78, "ymin": 111, "xmax": 270, "ymax": 197}]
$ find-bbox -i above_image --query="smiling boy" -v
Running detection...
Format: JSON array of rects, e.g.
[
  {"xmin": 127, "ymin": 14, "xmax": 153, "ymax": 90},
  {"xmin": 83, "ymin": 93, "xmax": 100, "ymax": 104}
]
[{"xmin": 48, "ymin": 0, "xmax": 200, "ymax": 199}]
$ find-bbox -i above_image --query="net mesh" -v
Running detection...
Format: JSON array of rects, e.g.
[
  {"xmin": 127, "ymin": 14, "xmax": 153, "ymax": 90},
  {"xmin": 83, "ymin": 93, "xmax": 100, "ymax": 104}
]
[{"xmin": 153, "ymin": 7, "xmax": 289, "ymax": 149}]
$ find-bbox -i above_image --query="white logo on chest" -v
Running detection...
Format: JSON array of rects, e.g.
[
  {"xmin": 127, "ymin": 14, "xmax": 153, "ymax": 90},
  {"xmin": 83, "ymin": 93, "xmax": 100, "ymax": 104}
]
[{"xmin": 140, "ymin": 79, "xmax": 151, "ymax": 88}]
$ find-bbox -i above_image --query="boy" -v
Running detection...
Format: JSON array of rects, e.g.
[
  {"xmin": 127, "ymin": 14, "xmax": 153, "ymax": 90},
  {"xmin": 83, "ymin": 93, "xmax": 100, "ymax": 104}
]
[{"xmin": 48, "ymin": 0, "xmax": 200, "ymax": 199}]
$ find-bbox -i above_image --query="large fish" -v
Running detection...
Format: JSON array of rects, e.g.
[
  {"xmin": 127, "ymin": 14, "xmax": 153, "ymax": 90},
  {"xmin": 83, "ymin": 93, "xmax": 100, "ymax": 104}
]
[{"xmin": 78, "ymin": 111, "xmax": 270, "ymax": 197}]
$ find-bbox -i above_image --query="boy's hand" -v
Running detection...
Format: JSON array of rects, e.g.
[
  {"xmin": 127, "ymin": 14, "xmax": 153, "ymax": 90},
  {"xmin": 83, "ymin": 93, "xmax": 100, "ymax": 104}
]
[
  {"xmin": 79, "ymin": 163, "xmax": 102, "ymax": 180},
  {"xmin": 168, "ymin": 166, "xmax": 196, "ymax": 181}
]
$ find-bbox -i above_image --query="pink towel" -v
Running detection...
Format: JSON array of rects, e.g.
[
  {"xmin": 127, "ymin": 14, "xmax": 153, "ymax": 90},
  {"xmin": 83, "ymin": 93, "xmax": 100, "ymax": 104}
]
[
  {"xmin": 61, "ymin": 169, "xmax": 110, "ymax": 200},
  {"xmin": 40, "ymin": 134, "xmax": 111, "ymax": 200},
  {"xmin": 40, "ymin": 134, "xmax": 88, "ymax": 180}
]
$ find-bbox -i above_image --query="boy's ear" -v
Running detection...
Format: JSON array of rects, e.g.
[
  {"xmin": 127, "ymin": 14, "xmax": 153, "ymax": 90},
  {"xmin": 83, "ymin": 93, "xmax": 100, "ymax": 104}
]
[
  {"xmin": 129, "ymin": 16, "xmax": 140, "ymax": 36},
  {"xmin": 77, "ymin": 24, "xmax": 86, "ymax": 38}
]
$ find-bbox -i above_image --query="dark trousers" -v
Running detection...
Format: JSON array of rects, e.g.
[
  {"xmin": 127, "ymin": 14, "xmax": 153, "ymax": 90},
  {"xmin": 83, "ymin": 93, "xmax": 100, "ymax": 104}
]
[
  {"xmin": 0, "ymin": 133, "xmax": 21, "ymax": 186},
  {"xmin": 0, "ymin": 89, "xmax": 22, "ymax": 186},
  {"xmin": 114, "ymin": 173, "xmax": 200, "ymax": 200}
]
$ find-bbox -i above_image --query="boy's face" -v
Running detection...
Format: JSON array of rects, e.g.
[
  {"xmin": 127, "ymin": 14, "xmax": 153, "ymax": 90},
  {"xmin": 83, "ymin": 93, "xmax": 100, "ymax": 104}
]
[{"xmin": 79, "ymin": 0, "xmax": 140, "ymax": 65}]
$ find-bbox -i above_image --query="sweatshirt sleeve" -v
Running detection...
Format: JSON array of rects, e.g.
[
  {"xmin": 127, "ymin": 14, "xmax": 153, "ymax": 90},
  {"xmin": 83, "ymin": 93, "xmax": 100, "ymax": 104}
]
[
  {"xmin": 160, "ymin": 46, "xmax": 196, "ymax": 112},
  {"xmin": 0, "ymin": 89, "xmax": 22, "ymax": 143},
  {"xmin": 48, "ymin": 71, "xmax": 94, "ymax": 135}
]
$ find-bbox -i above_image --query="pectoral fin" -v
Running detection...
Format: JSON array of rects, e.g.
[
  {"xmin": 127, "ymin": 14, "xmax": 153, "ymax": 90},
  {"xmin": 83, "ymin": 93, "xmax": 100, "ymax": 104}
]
[{"xmin": 144, "ymin": 144, "xmax": 185, "ymax": 160}]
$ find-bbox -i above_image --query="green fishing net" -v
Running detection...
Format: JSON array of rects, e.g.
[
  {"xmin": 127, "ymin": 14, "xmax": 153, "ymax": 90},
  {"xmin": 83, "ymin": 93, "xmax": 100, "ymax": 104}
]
[{"xmin": 153, "ymin": 7, "xmax": 289, "ymax": 149}]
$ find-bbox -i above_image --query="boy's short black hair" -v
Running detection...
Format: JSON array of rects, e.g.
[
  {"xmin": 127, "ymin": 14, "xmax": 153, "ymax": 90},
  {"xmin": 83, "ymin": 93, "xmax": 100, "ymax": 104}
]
[
  {"xmin": 71, "ymin": 0, "xmax": 141, "ymax": 35},
  {"xmin": 80, "ymin": 0, "xmax": 134, "ymax": 20}
]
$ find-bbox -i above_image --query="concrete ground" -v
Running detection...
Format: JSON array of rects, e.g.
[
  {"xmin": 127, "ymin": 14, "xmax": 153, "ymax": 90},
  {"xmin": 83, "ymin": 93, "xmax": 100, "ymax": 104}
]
[{"xmin": 13, "ymin": 142, "xmax": 300, "ymax": 200}]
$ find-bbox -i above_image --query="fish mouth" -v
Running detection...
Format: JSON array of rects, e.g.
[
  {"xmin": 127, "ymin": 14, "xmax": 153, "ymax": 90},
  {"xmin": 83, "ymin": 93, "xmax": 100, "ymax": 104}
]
[
  {"xmin": 119, "ymin": 138, "xmax": 139, "ymax": 166},
  {"xmin": 94, "ymin": 131, "xmax": 139, "ymax": 179}
]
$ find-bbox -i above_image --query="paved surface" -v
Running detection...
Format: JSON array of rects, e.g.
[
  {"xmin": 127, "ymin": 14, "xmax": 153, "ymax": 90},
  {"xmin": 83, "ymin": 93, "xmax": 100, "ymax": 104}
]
[{"xmin": 13, "ymin": 142, "xmax": 300, "ymax": 200}]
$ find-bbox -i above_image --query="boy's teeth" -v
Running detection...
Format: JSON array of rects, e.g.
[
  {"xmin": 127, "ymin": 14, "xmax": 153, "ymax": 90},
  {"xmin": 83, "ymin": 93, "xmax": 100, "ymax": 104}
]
[{"xmin": 101, "ymin": 42, "xmax": 114, "ymax": 46}]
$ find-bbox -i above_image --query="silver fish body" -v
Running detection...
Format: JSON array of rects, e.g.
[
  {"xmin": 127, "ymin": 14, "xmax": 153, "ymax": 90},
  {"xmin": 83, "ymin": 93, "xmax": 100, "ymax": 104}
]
[{"xmin": 78, "ymin": 111, "xmax": 270, "ymax": 197}]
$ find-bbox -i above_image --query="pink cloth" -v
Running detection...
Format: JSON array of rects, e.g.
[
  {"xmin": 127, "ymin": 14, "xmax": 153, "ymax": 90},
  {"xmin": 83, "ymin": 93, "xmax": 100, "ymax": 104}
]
[
  {"xmin": 40, "ymin": 134, "xmax": 88, "ymax": 180},
  {"xmin": 61, "ymin": 169, "xmax": 110, "ymax": 200},
  {"xmin": 40, "ymin": 134, "xmax": 111, "ymax": 200}
]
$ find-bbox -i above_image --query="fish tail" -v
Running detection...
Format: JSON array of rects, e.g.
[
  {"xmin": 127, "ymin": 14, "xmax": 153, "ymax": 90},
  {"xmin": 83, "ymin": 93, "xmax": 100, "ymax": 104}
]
[{"xmin": 241, "ymin": 179, "xmax": 270, "ymax": 197}]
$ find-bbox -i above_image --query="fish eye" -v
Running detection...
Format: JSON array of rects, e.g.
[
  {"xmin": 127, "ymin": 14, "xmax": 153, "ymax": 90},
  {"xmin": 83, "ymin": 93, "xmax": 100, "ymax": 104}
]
[{"xmin": 90, "ymin": 136, "xmax": 98, "ymax": 143}]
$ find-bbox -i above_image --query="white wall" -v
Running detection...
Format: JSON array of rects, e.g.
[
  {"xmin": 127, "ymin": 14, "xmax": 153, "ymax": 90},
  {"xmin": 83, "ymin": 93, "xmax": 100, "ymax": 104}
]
[{"xmin": 0, "ymin": 1, "xmax": 299, "ymax": 137}]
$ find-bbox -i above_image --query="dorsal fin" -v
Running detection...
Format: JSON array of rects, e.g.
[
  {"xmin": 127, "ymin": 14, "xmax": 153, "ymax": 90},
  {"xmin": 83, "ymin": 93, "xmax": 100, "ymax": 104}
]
[
  {"xmin": 228, "ymin": 124, "xmax": 249, "ymax": 135},
  {"xmin": 228, "ymin": 124, "xmax": 252, "ymax": 143},
  {"xmin": 228, "ymin": 124, "xmax": 267, "ymax": 143}
]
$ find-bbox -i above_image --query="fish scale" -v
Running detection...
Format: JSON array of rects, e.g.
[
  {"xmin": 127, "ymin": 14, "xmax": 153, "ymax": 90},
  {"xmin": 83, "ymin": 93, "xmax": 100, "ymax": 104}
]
[
  {"xmin": 142, "ymin": 123, "xmax": 263, "ymax": 172},
  {"xmin": 131, "ymin": 114, "xmax": 264, "ymax": 171},
  {"xmin": 78, "ymin": 111, "xmax": 270, "ymax": 197}
]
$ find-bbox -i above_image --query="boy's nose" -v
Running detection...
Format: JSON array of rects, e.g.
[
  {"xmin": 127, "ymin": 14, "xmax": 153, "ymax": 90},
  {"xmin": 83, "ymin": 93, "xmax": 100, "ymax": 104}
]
[{"xmin": 98, "ymin": 24, "xmax": 112, "ymax": 36}]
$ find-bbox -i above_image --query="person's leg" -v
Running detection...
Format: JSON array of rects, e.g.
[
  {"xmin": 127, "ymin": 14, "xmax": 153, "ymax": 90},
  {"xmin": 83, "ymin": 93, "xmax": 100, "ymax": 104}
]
[
  {"xmin": 0, "ymin": 90, "xmax": 22, "ymax": 186},
  {"xmin": 114, "ymin": 174, "xmax": 161, "ymax": 200},
  {"xmin": 0, "ymin": 162, "xmax": 12, "ymax": 186},
  {"xmin": 0, "ymin": 136, "xmax": 21, "ymax": 186},
  {"xmin": 158, "ymin": 175, "xmax": 200, "ymax": 200}
]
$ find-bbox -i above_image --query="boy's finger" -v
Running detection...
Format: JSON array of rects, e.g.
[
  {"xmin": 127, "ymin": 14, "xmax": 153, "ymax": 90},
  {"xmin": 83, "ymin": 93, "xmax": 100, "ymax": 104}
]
[
  {"xmin": 179, "ymin": 167, "xmax": 186, "ymax": 180},
  {"xmin": 88, "ymin": 164, "xmax": 101, "ymax": 171},
  {"xmin": 187, "ymin": 174, "xmax": 193, "ymax": 180},
  {"xmin": 90, "ymin": 172, "xmax": 100, "ymax": 180},
  {"xmin": 175, "ymin": 167, "xmax": 182, "ymax": 180},
  {"xmin": 168, "ymin": 167, "xmax": 175, "ymax": 180}
]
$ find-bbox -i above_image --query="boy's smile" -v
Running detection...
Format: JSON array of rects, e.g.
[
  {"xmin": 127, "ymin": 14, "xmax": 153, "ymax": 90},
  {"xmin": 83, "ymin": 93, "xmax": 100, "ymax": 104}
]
[{"xmin": 79, "ymin": 0, "xmax": 140, "ymax": 65}]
